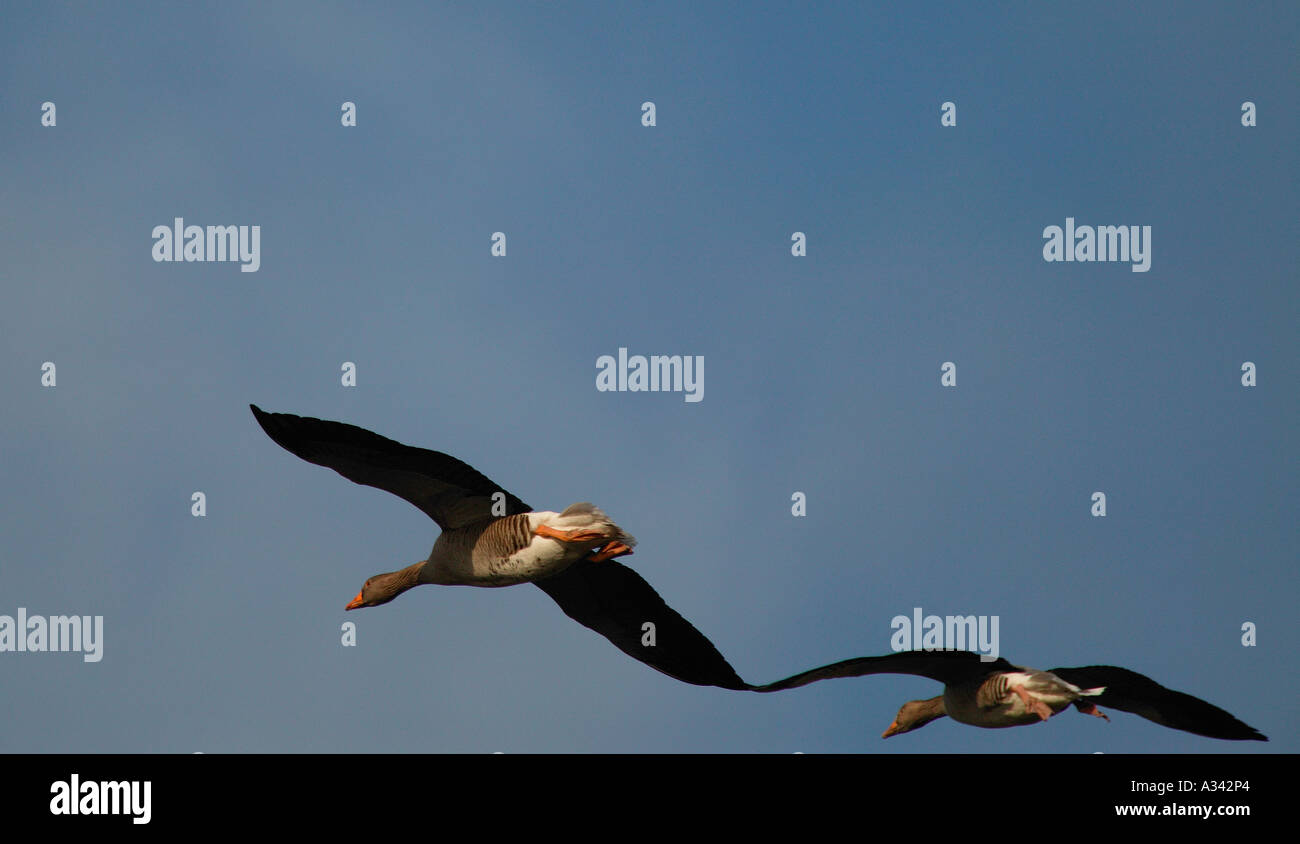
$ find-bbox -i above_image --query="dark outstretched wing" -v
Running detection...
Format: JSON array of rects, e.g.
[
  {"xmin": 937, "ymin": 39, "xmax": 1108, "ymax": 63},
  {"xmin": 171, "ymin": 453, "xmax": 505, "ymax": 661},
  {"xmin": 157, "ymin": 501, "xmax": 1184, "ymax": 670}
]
[
  {"xmin": 1050, "ymin": 665, "xmax": 1267, "ymax": 741},
  {"xmin": 754, "ymin": 650, "xmax": 1019, "ymax": 693},
  {"xmin": 533, "ymin": 559, "xmax": 750, "ymax": 690},
  {"xmin": 531, "ymin": 566, "xmax": 1021, "ymax": 696},
  {"xmin": 250, "ymin": 405, "xmax": 531, "ymax": 530}
]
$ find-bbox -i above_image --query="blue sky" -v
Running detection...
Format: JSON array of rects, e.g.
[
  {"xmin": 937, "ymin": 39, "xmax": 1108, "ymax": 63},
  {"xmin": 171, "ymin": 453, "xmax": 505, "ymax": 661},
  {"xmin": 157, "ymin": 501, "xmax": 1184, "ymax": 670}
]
[{"xmin": 1, "ymin": 1, "xmax": 1295, "ymax": 753}]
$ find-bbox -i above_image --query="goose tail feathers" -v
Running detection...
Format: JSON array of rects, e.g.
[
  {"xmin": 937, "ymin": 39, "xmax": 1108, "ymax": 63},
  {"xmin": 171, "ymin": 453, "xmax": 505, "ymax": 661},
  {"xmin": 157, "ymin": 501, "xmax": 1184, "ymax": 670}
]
[{"xmin": 555, "ymin": 502, "xmax": 638, "ymax": 547}]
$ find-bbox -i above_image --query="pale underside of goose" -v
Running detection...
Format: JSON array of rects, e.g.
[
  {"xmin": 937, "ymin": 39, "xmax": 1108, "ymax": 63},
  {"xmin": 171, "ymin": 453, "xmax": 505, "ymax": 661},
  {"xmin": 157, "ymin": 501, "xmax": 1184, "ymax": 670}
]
[{"xmin": 753, "ymin": 650, "xmax": 1267, "ymax": 741}]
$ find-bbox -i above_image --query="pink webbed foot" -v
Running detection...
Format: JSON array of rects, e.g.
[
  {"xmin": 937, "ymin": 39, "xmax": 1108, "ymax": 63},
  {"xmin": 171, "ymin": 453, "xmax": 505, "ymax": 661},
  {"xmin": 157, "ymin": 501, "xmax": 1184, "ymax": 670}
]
[
  {"xmin": 585, "ymin": 541, "xmax": 634, "ymax": 563},
  {"xmin": 1075, "ymin": 701, "xmax": 1110, "ymax": 721},
  {"xmin": 1013, "ymin": 686, "xmax": 1054, "ymax": 722},
  {"xmin": 534, "ymin": 524, "xmax": 608, "ymax": 544}
]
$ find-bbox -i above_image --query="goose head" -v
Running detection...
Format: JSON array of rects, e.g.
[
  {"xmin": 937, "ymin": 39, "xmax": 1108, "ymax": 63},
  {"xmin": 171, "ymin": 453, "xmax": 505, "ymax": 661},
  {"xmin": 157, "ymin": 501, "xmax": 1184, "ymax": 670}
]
[
  {"xmin": 345, "ymin": 562, "xmax": 425, "ymax": 610},
  {"xmin": 881, "ymin": 696, "xmax": 947, "ymax": 738}
]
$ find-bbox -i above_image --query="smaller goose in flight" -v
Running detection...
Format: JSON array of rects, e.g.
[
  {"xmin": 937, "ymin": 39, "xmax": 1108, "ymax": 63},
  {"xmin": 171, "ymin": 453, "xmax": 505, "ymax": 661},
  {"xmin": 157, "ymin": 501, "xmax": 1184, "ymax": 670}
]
[{"xmin": 758, "ymin": 650, "xmax": 1267, "ymax": 741}]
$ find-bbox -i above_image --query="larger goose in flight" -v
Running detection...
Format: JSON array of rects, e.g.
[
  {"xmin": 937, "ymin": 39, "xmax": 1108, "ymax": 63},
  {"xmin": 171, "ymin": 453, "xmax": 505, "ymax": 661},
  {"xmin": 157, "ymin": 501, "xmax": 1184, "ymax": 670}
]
[
  {"xmin": 757, "ymin": 650, "xmax": 1267, "ymax": 741},
  {"xmin": 252, "ymin": 405, "xmax": 781, "ymax": 690}
]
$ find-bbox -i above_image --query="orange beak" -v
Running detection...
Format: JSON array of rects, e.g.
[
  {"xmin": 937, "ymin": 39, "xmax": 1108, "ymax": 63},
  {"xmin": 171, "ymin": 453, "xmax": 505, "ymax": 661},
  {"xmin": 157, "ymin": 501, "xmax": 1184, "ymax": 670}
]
[
  {"xmin": 881, "ymin": 721, "xmax": 902, "ymax": 739},
  {"xmin": 345, "ymin": 590, "xmax": 366, "ymax": 610}
]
